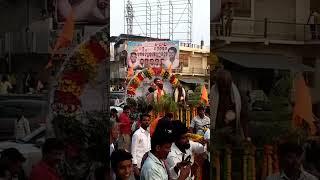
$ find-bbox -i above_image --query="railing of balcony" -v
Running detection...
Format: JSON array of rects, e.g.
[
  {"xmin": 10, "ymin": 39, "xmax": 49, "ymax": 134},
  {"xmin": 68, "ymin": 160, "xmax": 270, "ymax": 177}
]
[
  {"xmin": 212, "ymin": 18, "xmax": 320, "ymax": 41},
  {"xmin": 172, "ymin": 67, "xmax": 209, "ymax": 75}
]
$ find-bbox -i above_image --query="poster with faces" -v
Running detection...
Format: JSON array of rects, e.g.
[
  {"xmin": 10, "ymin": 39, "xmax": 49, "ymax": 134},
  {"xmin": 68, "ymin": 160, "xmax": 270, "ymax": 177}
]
[{"xmin": 127, "ymin": 41, "xmax": 180, "ymax": 70}]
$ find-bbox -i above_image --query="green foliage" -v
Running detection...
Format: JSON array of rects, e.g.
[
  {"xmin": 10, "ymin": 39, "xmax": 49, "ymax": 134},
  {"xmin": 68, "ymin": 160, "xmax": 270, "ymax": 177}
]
[
  {"xmin": 187, "ymin": 85, "xmax": 202, "ymax": 106},
  {"xmin": 126, "ymin": 98, "xmax": 137, "ymax": 107},
  {"xmin": 85, "ymin": 111, "xmax": 109, "ymax": 163},
  {"xmin": 52, "ymin": 115, "xmax": 88, "ymax": 144},
  {"xmin": 52, "ymin": 111, "xmax": 109, "ymax": 179},
  {"xmin": 136, "ymin": 96, "xmax": 149, "ymax": 113},
  {"xmin": 249, "ymin": 72, "xmax": 295, "ymax": 146},
  {"xmin": 152, "ymin": 94, "xmax": 178, "ymax": 113}
]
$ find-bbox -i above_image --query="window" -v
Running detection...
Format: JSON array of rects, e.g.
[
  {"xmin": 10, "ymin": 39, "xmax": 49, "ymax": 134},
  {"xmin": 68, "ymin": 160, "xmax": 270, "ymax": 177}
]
[
  {"xmin": 180, "ymin": 54, "xmax": 189, "ymax": 67},
  {"xmin": 302, "ymin": 57, "xmax": 316, "ymax": 88},
  {"xmin": 233, "ymin": 0, "xmax": 252, "ymax": 18}
]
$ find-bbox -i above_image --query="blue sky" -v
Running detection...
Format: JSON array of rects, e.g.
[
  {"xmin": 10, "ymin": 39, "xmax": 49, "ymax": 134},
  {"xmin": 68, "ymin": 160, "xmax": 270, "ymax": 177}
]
[{"xmin": 110, "ymin": 0, "xmax": 210, "ymax": 46}]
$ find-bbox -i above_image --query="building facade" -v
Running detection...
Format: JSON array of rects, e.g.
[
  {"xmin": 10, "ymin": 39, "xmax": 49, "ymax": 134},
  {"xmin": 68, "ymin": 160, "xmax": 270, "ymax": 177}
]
[
  {"xmin": 0, "ymin": 0, "xmax": 105, "ymax": 93},
  {"xmin": 111, "ymin": 34, "xmax": 210, "ymax": 91},
  {"xmin": 212, "ymin": 0, "xmax": 320, "ymax": 104}
]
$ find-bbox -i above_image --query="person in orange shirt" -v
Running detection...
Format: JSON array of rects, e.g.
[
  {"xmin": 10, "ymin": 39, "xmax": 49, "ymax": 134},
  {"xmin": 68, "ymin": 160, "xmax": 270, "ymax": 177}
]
[{"xmin": 153, "ymin": 78, "xmax": 165, "ymax": 104}]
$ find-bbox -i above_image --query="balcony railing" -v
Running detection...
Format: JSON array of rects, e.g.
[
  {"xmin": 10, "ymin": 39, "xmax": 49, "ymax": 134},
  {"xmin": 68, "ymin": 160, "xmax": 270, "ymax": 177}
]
[
  {"xmin": 213, "ymin": 18, "xmax": 320, "ymax": 42},
  {"xmin": 172, "ymin": 67, "xmax": 209, "ymax": 75}
]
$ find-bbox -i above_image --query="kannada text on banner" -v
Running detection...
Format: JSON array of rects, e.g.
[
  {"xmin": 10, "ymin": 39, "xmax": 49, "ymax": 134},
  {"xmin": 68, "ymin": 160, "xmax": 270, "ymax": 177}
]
[{"xmin": 127, "ymin": 41, "xmax": 180, "ymax": 70}]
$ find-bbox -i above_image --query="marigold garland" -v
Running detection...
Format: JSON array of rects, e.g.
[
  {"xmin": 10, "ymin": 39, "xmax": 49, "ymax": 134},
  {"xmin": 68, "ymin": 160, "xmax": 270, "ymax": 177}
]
[
  {"xmin": 52, "ymin": 28, "xmax": 109, "ymax": 117},
  {"xmin": 126, "ymin": 67, "xmax": 180, "ymax": 97},
  {"xmin": 58, "ymin": 80, "xmax": 82, "ymax": 97}
]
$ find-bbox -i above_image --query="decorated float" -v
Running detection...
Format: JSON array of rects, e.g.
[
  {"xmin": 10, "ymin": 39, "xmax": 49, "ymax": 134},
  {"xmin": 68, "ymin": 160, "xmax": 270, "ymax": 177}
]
[
  {"xmin": 125, "ymin": 67, "xmax": 178, "ymax": 99},
  {"xmin": 48, "ymin": 27, "xmax": 109, "ymax": 179}
]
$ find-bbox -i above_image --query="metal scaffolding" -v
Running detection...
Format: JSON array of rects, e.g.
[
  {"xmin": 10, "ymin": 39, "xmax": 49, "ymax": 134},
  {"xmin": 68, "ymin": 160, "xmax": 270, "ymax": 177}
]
[
  {"xmin": 125, "ymin": 0, "xmax": 134, "ymax": 34},
  {"xmin": 157, "ymin": 0, "xmax": 162, "ymax": 39},
  {"xmin": 124, "ymin": 0, "xmax": 193, "ymax": 44}
]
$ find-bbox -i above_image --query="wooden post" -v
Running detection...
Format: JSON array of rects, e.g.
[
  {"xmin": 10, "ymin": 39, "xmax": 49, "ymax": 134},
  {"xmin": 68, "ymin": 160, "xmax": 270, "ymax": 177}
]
[
  {"xmin": 226, "ymin": 147, "xmax": 232, "ymax": 180},
  {"xmin": 214, "ymin": 151, "xmax": 221, "ymax": 180},
  {"xmin": 186, "ymin": 109, "xmax": 190, "ymax": 128},
  {"xmin": 273, "ymin": 145, "xmax": 279, "ymax": 174},
  {"xmin": 243, "ymin": 148, "xmax": 249, "ymax": 180},
  {"xmin": 252, "ymin": 145, "xmax": 256, "ymax": 180}
]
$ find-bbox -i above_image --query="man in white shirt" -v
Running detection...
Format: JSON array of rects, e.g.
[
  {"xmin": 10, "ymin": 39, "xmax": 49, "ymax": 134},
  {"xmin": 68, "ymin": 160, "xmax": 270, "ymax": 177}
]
[
  {"xmin": 163, "ymin": 47, "xmax": 179, "ymax": 69},
  {"xmin": 110, "ymin": 120, "xmax": 120, "ymax": 180},
  {"xmin": 167, "ymin": 120, "xmax": 205, "ymax": 180},
  {"xmin": 140, "ymin": 126, "xmax": 191, "ymax": 180},
  {"xmin": 204, "ymin": 129, "xmax": 210, "ymax": 160},
  {"xmin": 128, "ymin": 52, "xmax": 139, "ymax": 69},
  {"xmin": 131, "ymin": 114, "xmax": 151, "ymax": 179},
  {"xmin": 15, "ymin": 109, "xmax": 31, "ymax": 140},
  {"xmin": 266, "ymin": 142, "xmax": 318, "ymax": 180},
  {"xmin": 190, "ymin": 106, "xmax": 210, "ymax": 136},
  {"xmin": 110, "ymin": 120, "xmax": 119, "ymax": 156},
  {"xmin": 0, "ymin": 76, "xmax": 13, "ymax": 95}
]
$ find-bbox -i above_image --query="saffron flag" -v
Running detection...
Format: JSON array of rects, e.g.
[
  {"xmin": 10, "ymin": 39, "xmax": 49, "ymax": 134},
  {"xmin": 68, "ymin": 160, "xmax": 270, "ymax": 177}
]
[
  {"xmin": 150, "ymin": 115, "xmax": 161, "ymax": 137},
  {"xmin": 53, "ymin": 10, "xmax": 75, "ymax": 53},
  {"xmin": 292, "ymin": 73, "xmax": 317, "ymax": 135},
  {"xmin": 46, "ymin": 10, "xmax": 74, "ymax": 69},
  {"xmin": 168, "ymin": 64, "xmax": 172, "ymax": 74},
  {"xmin": 127, "ymin": 67, "xmax": 134, "ymax": 78},
  {"xmin": 200, "ymin": 85, "xmax": 209, "ymax": 105}
]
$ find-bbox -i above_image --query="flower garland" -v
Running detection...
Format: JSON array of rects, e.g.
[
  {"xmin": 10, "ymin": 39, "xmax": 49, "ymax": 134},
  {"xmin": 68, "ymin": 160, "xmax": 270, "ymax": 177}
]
[
  {"xmin": 52, "ymin": 28, "xmax": 109, "ymax": 116},
  {"xmin": 126, "ymin": 67, "xmax": 179, "ymax": 97}
]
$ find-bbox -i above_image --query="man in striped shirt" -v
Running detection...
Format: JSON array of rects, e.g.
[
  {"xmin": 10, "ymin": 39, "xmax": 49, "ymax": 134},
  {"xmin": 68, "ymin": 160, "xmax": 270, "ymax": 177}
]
[{"xmin": 266, "ymin": 142, "xmax": 318, "ymax": 180}]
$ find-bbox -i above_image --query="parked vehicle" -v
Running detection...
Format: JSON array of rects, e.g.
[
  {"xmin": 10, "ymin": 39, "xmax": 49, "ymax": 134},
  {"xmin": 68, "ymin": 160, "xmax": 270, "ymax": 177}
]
[
  {"xmin": 110, "ymin": 105, "xmax": 123, "ymax": 116},
  {"xmin": 110, "ymin": 91, "xmax": 125, "ymax": 106},
  {"xmin": 0, "ymin": 126, "xmax": 45, "ymax": 176},
  {"xmin": 0, "ymin": 96, "xmax": 48, "ymax": 141}
]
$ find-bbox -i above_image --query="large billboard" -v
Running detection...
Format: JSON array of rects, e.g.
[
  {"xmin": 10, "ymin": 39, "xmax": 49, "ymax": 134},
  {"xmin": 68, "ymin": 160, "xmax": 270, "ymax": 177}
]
[
  {"xmin": 54, "ymin": 0, "xmax": 109, "ymax": 24},
  {"xmin": 127, "ymin": 41, "xmax": 180, "ymax": 70}
]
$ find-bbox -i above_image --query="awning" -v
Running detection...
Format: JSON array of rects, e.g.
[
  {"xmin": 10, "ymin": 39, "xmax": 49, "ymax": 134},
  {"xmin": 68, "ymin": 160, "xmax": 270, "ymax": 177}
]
[
  {"xmin": 217, "ymin": 52, "xmax": 314, "ymax": 72},
  {"xmin": 179, "ymin": 78, "xmax": 207, "ymax": 84}
]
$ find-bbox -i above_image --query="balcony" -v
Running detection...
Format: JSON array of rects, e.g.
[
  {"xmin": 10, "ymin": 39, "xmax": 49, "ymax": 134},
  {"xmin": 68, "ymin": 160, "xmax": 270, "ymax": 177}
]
[
  {"xmin": 179, "ymin": 42, "xmax": 210, "ymax": 52},
  {"xmin": 212, "ymin": 18, "xmax": 320, "ymax": 44},
  {"xmin": 172, "ymin": 67, "xmax": 209, "ymax": 76}
]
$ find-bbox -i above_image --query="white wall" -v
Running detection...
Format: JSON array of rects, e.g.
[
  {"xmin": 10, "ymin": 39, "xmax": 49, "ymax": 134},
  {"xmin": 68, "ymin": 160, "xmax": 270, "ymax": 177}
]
[{"xmin": 254, "ymin": 0, "xmax": 296, "ymax": 39}]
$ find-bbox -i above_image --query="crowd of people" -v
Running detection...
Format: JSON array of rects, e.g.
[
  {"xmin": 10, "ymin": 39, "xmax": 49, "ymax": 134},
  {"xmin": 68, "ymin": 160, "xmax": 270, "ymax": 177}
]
[
  {"xmin": 110, "ymin": 104, "xmax": 320, "ymax": 180},
  {"xmin": 110, "ymin": 106, "xmax": 211, "ymax": 180},
  {"xmin": 0, "ymin": 138, "xmax": 65, "ymax": 180},
  {"xmin": 0, "ymin": 71, "xmax": 46, "ymax": 95}
]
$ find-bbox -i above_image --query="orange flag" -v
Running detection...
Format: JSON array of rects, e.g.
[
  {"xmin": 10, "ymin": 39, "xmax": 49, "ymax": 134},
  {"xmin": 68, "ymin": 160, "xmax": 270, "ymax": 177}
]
[
  {"xmin": 292, "ymin": 73, "xmax": 317, "ymax": 135},
  {"xmin": 168, "ymin": 64, "xmax": 172, "ymax": 74},
  {"xmin": 150, "ymin": 115, "xmax": 161, "ymax": 137},
  {"xmin": 200, "ymin": 84, "xmax": 209, "ymax": 105},
  {"xmin": 53, "ymin": 10, "xmax": 75, "ymax": 53},
  {"xmin": 46, "ymin": 10, "xmax": 74, "ymax": 69},
  {"xmin": 127, "ymin": 67, "xmax": 134, "ymax": 78}
]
